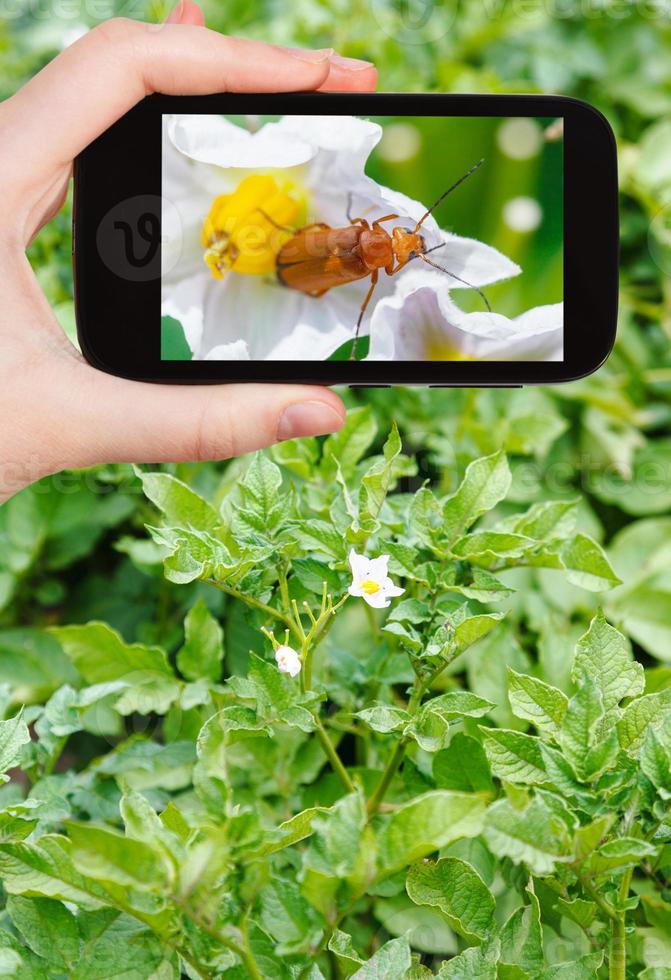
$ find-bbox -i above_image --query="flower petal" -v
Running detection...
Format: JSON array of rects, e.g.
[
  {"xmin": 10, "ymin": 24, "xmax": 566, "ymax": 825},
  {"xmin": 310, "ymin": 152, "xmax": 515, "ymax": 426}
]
[
  {"xmin": 349, "ymin": 549, "xmax": 370, "ymax": 582},
  {"xmin": 203, "ymin": 340, "xmax": 250, "ymax": 360},
  {"xmin": 367, "ymin": 269, "xmax": 563, "ymax": 362},
  {"xmin": 367, "ymin": 555, "xmax": 389, "ymax": 580},
  {"xmin": 167, "ymin": 114, "xmax": 316, "ymax": 169},
  {"xmin": 363, "ymin": 591, "xmax": 392, "ymax": 609},
  {"xmin": 426, "ymin": 231, "xmax": 521, "ymax": 289}
]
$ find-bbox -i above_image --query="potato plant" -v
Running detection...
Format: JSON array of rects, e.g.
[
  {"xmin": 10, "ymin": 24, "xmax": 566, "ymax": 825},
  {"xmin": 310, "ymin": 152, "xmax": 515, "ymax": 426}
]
[{"xmin": 0, "ymin": 420, "xmax": 668, "ymax": 978}]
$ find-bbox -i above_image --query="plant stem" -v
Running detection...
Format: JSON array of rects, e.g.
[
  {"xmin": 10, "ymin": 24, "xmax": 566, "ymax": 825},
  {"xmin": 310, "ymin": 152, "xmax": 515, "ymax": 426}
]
[
  {"xmin": 314, "ymin": 715, "xmax": 356, "ymax": 794},
  {"xmin": 206, "ymin": 579, "xmax": 300, "ymax": 640},
  {"xmin": 609, "ymin": 867, "xmax": 633, "ymax": 980},
  {"xmin": 609, "ymin": 915, "xmax": 626, "ymax": 980},
  {"xmin": 366, "ymin": 736, "xmax": 407, "ymax": 817},
  {"xmin": 365, "ymin": 680, "xmax": 424, "ymax": 817},
  {"xmin": 578, "ymin": 876, "xmax": 619, "ymax": 925},
  {"xmin": 180, "ymin": 904, "xmax": 263, "ymax": 980}
]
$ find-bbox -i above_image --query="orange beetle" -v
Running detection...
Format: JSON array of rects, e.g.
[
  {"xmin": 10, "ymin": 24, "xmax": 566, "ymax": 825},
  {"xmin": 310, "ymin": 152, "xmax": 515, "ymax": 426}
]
[{"xmin": 271, "ymin": 159, "xmax": 490, "ymax": 359}]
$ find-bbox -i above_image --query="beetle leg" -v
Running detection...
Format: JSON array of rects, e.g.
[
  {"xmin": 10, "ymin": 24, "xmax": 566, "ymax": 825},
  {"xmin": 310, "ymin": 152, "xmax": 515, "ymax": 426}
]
[
  {"xmin": 255, "ymin": 208, "xmax": 296, "ymax": 233},
  {"xmin": 350, "ymin": 271, "xmax": 379, "ymax": 361},
  {"xmin": 372, "ymin": 213, "xmax": 399, "ymax": 228}
]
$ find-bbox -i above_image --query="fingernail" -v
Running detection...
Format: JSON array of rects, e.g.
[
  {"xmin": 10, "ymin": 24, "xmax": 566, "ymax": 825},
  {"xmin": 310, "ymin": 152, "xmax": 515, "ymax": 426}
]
[
  {"xmin": 165, "ymin": 1, "xmax": 184, "ymax": 23},
  {"xmin": 328, "ymin": 52, "xmax": 375, "ymax": 71},
  {"xmin": 286, "ymin": 46, "xmax": 334, "ymax": 64},
  {"xmin": 277, "ymin": 400, "xmax": 344, "ymax": 440}
]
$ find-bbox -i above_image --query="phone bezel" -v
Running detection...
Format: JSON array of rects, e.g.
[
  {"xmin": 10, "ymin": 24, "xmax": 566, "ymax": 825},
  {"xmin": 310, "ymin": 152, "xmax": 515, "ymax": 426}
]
[{"xmin": 73, "ymin": 91, "xmax": 618, "ymax": 385}]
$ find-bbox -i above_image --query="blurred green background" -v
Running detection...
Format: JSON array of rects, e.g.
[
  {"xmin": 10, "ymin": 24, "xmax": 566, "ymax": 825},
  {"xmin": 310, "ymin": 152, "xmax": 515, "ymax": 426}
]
[{"xmin": 366, "ymin": 113, "xmax": 563, "ymax": 312}]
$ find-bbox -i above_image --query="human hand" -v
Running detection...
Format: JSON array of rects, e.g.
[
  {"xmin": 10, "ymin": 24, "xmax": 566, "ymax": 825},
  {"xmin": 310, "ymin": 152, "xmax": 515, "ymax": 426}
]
[{"xmin": 0, "ymin": 2, "xmax": 378, "ymax": 502}]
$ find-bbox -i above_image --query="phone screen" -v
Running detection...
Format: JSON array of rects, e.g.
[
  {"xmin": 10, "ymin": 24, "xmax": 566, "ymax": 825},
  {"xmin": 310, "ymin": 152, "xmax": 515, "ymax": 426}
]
[{"xmin": 160, "ymin": 114, "xmax": 563, "ymax": 363}]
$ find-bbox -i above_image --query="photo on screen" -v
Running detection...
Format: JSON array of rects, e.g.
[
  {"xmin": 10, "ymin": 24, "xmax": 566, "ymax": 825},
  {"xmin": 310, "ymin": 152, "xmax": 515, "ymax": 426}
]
[{"xmin": 161, "ymin": 113, "xmax": 563, "ymax": 362}]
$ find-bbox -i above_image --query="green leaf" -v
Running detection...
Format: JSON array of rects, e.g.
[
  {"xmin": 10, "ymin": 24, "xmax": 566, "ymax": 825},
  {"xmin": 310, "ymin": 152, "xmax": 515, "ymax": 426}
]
[
  {"xmin": 507, "ymin": 669, "xmax": 568, "ymax": 736},
  {"xmin": 406, "ymin": 857, "xmax": 495, "ymax": 942},
  {"xmin": 436, "ymin": 937, "xmax": 500, "ymax": 979},
  {"xmin": 484, "ymin": 797, "xmax": 568, "ymax": 875},
  {"xmin": 573, "ymin": 612, "xmax": 644, "ymax": 712},
  {"xmin": 177, "ymin": 598, "xmax": 224, "ymax": 682},
  {"xmin": 148, "ymin": 525, "xmax": 238, "ymax": 584},
  {"xmin": 554, "ymin": 897, "xmax": 597, "ymax": 929},
  {"xmin": 304, "ymin": 792, "xmax": 366, "ymax": 879},
  {"xmin": 288, "ymin": 520, "xmax": 347, "ymax": 561},
  {"xmin": 499, "ymin": 888, "xmax": 544, "ymax": 976},
  {"xmin": 560, "ymin": 676, "xmax": 618, "ymax": 781},
  {"xmin": 327, "ymin": 930, "xmax": 364, "ymax": 973},
  {"xmin": 235, "ymin": 452, "xmax": 285, "ymax": 535},
  {"xmin": 292, "ymin": 558, "xmax": 343, "ymax": 595},
  {"xmin": 72, "ymin": 911, "xmax": 173, "ymax": 980},
  {"xmin": 409, "ymin": 487, "xmax": 444, "ymax": 550},
  {"xmin": 433, "ymin": 734, "xmax": 494, "ymax": 794},
  {"xmin": 618, "ymin": 690, "xmax": 671, "ymax": 750},
  {"xmin": 641, "ymin": 718, "xmax": 671, "ymax": 798},
  {"xmin": 480, "ymin": 728, "xmax": 548, "ymax": 786},
  {"xmin": 6, "ymin": 896, "xmax": 79, "ymax": 971},
  {"xmin": 251, "ymin": 807, "xmax": 325, "ymax": 858},
  {"xmin": 67, "ymin": 822, "xmax": 172, "ymax": 892},
  {"xmin": 442, "ymin": 451, "xmax": 511, "ymax": 545},
  {"xmin": 511, "ymin": 499, "xmax": 578, "ymax": 541},
  {"xmin": 559, "ymin": 534, "xmax": 621, "ymax": 591},
  {"xmin": 258, "ymin": 876, "xmax": 321, "ymax": 955},
  {"xmin": 359, "ymin": 423, "xmax": 402, "ymax": 525},
  {"xmin": 386, "ymin": 598, "xmax": 432, "ymax": 625},
  {"xmin": 541, "ymin": 953, "xmax": 603, "ymax": 979},
  {"xmin": 452, "ymin": 531, "xmax": 532, "ymax": 560},
  {"xmin": 271, "ymin": 436, "xmax": 319, "ymax": 480},
  {"xmin": 134, "ymin": 468, "xmax": 221, "ymax": 533},
  {"xmin": 49, "ymin": 622, "xmax": 173, "ymax": 684},
  {"xmin": 0, "ymin": 712, "xmax": 30, "ymax": 782},
  {"xmin": 160, "ymin": 315, "xmax": 192, "ymax": 360},
  {"xmin": 321, "ymin": 406, "xmax": 377, "ymax": 480},
  {"xmin": 412, "ymin": 692, "xmax": 495, "ymax": 753},
  {"xmin": 350, "ymin": 936, "xmax": 411, "ymax": 980},
  {"xmin": 377, "ymin": 791, "xmax": 486, "ymax": 875},
  {"xmin": 586, "ymin": 836, "xmax": 659, "ymax": 876},
  {"xmin": 572, "ymin": 814, "xmax": 614, "ymax": 860},
  {"xmin": 0, "ymin": 835, "xmax": 112, "ymax": 908},
  {"xmin": 355, "ymin": 705, "xmax": 410, "ymax": 734},
  {"xmin": 606, "ymin": 517, "xmax": 671, "ymax": 661}
]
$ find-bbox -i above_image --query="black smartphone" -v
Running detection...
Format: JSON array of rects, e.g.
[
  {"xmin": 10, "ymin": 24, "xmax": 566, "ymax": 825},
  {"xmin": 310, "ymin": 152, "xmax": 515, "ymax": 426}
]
[{"xmin": 73, "ymin": 92, "xmax": 618, "ymax": 386}]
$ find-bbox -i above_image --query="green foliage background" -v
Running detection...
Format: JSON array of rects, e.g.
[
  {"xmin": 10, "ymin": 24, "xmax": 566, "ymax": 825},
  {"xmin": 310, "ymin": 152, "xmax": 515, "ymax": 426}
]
[{"xmin": 2, "ymin": 1, "xmax": 671, "ymax": 978}]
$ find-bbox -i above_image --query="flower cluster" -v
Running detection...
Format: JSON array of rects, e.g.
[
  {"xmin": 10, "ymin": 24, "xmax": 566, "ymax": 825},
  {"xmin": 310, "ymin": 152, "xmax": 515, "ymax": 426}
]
[
  {"xmin": 161, "ymin": 114, "xmax": 563, "ymax": 362},
  {"xmin": 273, "ymin": 550, "xmax": 404, "ymax": 678}
]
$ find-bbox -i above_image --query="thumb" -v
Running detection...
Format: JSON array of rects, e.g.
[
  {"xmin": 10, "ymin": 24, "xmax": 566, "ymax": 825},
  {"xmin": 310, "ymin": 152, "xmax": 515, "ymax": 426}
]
[{"xmin": 34, "ymin": 358, "xmax": 346, "ymax": 474}]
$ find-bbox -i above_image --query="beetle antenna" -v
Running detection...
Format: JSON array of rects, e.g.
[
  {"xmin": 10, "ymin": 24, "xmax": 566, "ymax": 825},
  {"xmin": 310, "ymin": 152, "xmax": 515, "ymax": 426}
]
[
  {"xmin": 413, "ymin": 159, "xmax": 485, "ymax": 233},
  {"xmin": 419, "ymin": 254, "xmax": 491, "ymax": 311}
]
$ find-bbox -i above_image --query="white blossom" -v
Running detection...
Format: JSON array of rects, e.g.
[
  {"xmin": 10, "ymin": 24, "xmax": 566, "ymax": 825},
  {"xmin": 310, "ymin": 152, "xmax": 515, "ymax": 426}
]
[
  {"xmin": 348, "ymin": 550, "xmax": 405, "ymax": 609},
  {"xmin": 366, "ymin": 268, "xmax": 563, "ymax": 362},
  {"xmin": 274, "ymin": 644, "xmax": 301, "ymax": 678}
]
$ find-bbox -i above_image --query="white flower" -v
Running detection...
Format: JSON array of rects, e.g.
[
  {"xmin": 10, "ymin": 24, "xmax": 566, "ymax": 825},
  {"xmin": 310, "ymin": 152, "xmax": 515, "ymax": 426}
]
[
  {"xmin": 348, "ymin": 550, "xmax": 405, "ymax": 609},
  {"xmin": 366, "ymin": 268, "xmax": 563, "ymax": 361},
  {"xmin": 161, "ymin": 115, "xmax": 520, "ymax": 361},
  {"xmin": 275, "ymin": 644, "xmax": 301, "ymax": 678}
]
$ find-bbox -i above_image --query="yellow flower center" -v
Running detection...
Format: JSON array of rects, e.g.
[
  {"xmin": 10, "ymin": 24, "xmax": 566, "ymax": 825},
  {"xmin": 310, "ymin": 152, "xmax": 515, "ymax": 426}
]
[
  {"xmin": 361, "ymin": 579, "xmax": 381, "ymax": 595},
  {"xmin": 202, "ymin": 174, "xmax": 307, "ymax": 279},
  {"xmin": 424, "ymin": 338, "xmax": 474, "ymax": 361}
]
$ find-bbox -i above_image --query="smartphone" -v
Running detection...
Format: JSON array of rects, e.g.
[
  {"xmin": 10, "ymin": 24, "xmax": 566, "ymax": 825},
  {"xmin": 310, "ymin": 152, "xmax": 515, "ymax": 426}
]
[{"xmin": 73, "ymin": 92, "xmax": 618, "ymax": 386}]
